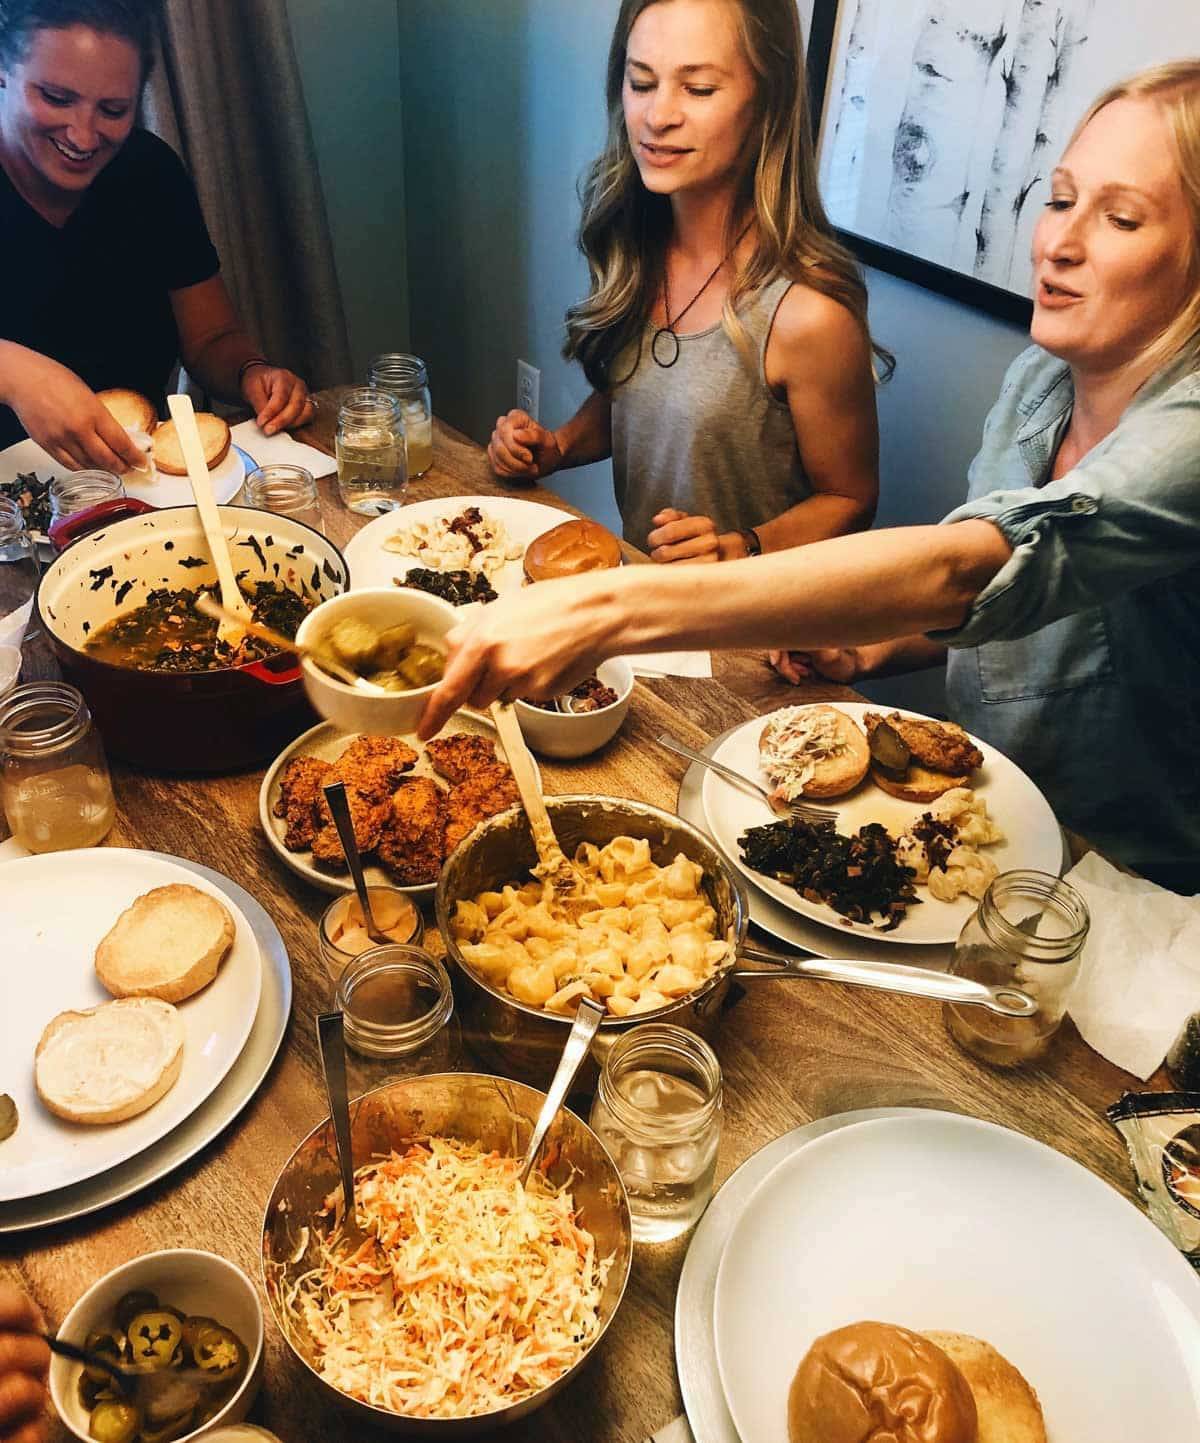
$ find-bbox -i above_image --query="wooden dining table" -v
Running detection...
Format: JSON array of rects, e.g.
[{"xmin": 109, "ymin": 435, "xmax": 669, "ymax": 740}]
[{"xmin": 3, "ymin": 399, "xmax": 1159, "ymax": 1443}]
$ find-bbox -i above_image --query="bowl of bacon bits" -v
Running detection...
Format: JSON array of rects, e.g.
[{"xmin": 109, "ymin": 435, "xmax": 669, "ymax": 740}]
[{"xmin": 514, "ymin": 658, "xmax": 633, "ymax": 759}]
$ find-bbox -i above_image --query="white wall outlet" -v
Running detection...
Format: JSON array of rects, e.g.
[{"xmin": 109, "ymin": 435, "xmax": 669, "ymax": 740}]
[{"xmin": 517, "ymin": 360, "xmax": 540, "ymax": 421}]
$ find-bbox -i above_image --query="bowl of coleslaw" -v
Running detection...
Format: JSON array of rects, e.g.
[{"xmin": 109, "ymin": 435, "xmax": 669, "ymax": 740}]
[{"xmin": 261, "ymin": 1071, "xmax": 631, "ymax": 1433}]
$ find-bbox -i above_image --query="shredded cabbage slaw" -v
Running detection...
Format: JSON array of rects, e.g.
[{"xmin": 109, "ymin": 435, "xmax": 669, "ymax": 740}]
[{"xmin": 285, "ymin": 1137, "xmax": 611, "ymax": 1419}]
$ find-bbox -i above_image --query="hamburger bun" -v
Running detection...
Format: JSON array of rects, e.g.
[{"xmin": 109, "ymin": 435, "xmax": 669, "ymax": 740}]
[
  {"xmin": 523, "ymin": 518, "xmax": 621, "ymax": 581},
  {"xmin": 95, "ymin": 883, "xmax": 236, "ymax": 1003},
  {"xmin": 97, "ymin": 388, "xmax": 158, "ymax": 434},
  {"xmin": 759, "ymin": 705, "xmax": 870, "ymax": 800},
  {"xmin": 151, "ymin": 413, "xmax": 232, "ymax": 474},
  {"xmin": 35, "ymin": 997, "xmax": 184, "ymax": 1125},
  {"xmin": 788, "ymin": 1322, "xmax": 977, "ymax": 1443},
  {"xmin": 922, "ymin": 1332, "xmax": 1047, "ymax": 1443},
  {"xmin": 870, "ymin": 762, "xmax": 971, "ymax": 804}
]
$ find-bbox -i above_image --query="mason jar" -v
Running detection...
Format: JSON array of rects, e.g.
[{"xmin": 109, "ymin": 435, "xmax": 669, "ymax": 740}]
[
  {"xmin": 0, "ymin": 681, "xmax": 116, "ymax": 852},
  {"xmin": 368, "ymin": 353, "xmax": 433, "ymax": 478},
  {"xmin": 243, "ymin": 463, "xmax": 323, "ymax": 535},
  {"xmin": 49, "ymin": 470, "xmax": 124, "ymax": 523},
  {"xmin": 943, "ymin": 869, "xmax": 1090, "ymax": 1068},
  {"xmin": 0, "ymin": 496, "xmax": 39, "ymax": 649},
  {"xmin": 588, "ymin": 1024, "xmax": 722, "ymax": 1242},
  {"xmin": 335, "ymin": 388, "xmax": 406, "ymax": 515},
  {"xmin": 318, "ymin": 887, "xmax": 424, "ymax": 984}
]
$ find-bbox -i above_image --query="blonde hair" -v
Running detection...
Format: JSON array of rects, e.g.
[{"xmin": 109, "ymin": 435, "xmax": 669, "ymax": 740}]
[
  {"xmin": 1075, "ymin": 60, "xmax": 1200, "ymax": 373},
  {"xmin": 564, "ymin": 0, "xmax": 893, "ymax": 390}
]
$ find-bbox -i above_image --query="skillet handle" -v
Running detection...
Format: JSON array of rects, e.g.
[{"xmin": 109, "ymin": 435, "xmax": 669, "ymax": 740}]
[
  {"xmin": 241, "ymin": 655, "xmax": 302, "ymax": 686},
  {"xmin": 48, "ymin": 496, "xmax": 156, "ymax": 551},
  {"xmin": 732, "ymin": 944, "xmax": 1037, "ymax": 1019}
]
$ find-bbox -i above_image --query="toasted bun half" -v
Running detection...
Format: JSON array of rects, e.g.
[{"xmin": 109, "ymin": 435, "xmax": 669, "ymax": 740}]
[
  {"xmin": 788, "ymin": 1322, "xmax": 978, "ymax": 1443},
  {"xmin": 95, "ymin": 883, "xmax": 235, "ymax": 1003},
  {"xmin": 922, "ymin": 1332, "xmax": 1047, "ymax": 1443},
  {"xmin": 151, "ymin": 413, "xmax": 231, "ymax": 474},
  {"xmin": 97, "ymin": 388, "xmax": 158, "ymax": 434},
  {"xmin": 760, "ymin": 705, "xmax": 870, "ymax": 800},
  {"xmin": 523, "ymin": 518, "xmax": 621, "ymax": 581},
  {"xmin": 870, "ymin": 762, "xmax": 970, "ymax": 804},
  {"xmin": 35, "ymin": 998, "xmax": 184, "ymax": 1125}
]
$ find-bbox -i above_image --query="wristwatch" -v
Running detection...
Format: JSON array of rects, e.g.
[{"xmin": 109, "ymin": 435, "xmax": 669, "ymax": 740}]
[{"xmin": 739, "ymin": 527, "xmax": 763, "ymax": 558}]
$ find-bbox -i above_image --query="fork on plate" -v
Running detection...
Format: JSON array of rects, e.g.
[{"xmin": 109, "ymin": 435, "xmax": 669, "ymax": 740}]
[{"xmin": 655, "ymin": 733, "xmax": 837, "ymax": 823}]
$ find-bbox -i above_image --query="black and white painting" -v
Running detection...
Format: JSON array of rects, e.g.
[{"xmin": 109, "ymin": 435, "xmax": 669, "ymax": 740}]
[{"xmin": 812, "ymin": 1, "xmax": 1200, "ymax": 308}]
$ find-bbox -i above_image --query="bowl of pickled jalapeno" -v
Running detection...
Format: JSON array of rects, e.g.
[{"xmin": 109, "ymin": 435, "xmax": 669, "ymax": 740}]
[
  {"xmin": 49, "ymin": 1249, "xmax": 263, "ymax": 1443},
  {"xmin": 295, "ymin": 586, "xmax": 457, "ymax": 737}
]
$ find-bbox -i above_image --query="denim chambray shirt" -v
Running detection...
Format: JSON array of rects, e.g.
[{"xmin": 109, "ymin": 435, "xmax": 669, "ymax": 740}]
[{"xmin": 933, "ymin": 344, "xmax": 1200, "ymax": 890}]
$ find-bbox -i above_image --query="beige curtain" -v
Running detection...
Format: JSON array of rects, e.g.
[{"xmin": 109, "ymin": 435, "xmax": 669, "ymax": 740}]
[{"xmin": 143, "ymin": 0, "xmax": 352, "ymax": 390}]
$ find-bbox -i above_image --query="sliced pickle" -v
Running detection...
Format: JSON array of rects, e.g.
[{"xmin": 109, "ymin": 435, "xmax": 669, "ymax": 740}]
[{"xmin": 868, "ymin": 720, "xmax": 911, "ymax": 779}]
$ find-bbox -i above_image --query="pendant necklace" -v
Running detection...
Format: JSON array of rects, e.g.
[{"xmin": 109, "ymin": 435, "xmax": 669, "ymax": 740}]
[{"xmin": 650, "ymin": 221, "xmax": 753, "ymax": 369}]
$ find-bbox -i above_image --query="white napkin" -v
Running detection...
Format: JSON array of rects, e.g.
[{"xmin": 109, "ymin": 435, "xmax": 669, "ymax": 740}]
[
  {"xmin": 231, "ymin": 420, "xmax": 336, "ymax": 478},
  {"xmin": 623, "ymin": 650, "xmax": 713, "ymax": 680},
  {"xmin": 1066, "ymin": 851, "xmax": 1200, "ymax": 1079},
  {"xmin": 643, "ymin": 1417, "xmax": 695, "ymax": 1443}
]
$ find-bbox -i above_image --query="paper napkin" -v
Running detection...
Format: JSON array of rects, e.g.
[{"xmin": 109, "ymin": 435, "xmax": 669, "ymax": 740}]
[
  {"xmin": 623, "ymin": 651, "xmax": 713, "ymax": 680},
  {"xmin": 643, "ymin": 1416, "xmax": 696, "ymax": 1443},
  {"xmin": 231, "ymin": 420, "xmax": 336, "ymax": 478},
  {"xmin": 1066, "ymin": 851, "xmax": 1200, "ymax": 1079}
]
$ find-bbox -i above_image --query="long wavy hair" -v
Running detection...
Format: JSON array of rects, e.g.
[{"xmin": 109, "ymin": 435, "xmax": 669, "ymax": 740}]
[
  {"xmin": 1073, "ymin": 60, "xmax": 1200, "ymax": 375},
  {"xmin": 564, "ymin": 0, "xmax": 892, "ymax": 391}
]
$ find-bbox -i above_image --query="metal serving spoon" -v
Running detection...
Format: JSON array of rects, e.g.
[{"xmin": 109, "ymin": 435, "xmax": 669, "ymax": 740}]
[
  {"xmin": 316, "ymin": 1010, "xmax": 371, "ymax": 1248},
  {"xmin": 322, "ymin": 780, "xmax": 391, "ymax": 947},
  {"xmin": 519, "ymin": 997, "xmax": 606, "ymax": 1187}
]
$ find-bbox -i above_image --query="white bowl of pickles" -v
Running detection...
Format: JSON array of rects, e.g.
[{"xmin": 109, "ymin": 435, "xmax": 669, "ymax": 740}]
[
  {"xmin": 295, "ymin": 586, "xmax": 457, "ymax": 736},
  {"xmin": 49, "ymin": 1248, "xmax": 264, "ymax": 1443}
]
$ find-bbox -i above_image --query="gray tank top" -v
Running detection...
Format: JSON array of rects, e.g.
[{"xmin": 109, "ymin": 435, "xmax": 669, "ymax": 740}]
[{"xmin": 610, "ymin": 273, "xmax": 810, "ymax": 547}]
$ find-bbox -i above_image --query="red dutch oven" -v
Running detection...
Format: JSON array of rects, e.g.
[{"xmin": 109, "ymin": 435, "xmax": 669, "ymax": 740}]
[{"xmin": 37, "ymin": 504, "xmax": 349, "ymax": 772}]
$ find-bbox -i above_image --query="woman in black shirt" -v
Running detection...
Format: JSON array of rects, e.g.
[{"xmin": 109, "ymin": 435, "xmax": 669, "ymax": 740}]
[{"xmin": 0, "ymin": 0, "xmax": 313, "ymax": 471}]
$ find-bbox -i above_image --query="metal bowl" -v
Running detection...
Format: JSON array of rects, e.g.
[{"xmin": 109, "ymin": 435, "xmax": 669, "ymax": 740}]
[
  {"xmin": 260, "ymin": 1072, "xmax": 632, "ymax": 1436},
  {"xmin": 436, "ymin": 795, "xmax": 750, "ymax": 1087}
]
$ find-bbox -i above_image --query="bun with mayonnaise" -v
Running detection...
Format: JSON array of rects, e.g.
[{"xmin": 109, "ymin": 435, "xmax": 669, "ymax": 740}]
[{"xmin": 35, "ymin": 997, "xmax": 184, "ymax": 1125}]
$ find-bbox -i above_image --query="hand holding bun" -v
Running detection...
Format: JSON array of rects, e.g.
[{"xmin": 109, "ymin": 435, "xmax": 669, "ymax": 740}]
[{"xmin": 523, "ymin": 518, "xmax": 621, "ymax": 582}]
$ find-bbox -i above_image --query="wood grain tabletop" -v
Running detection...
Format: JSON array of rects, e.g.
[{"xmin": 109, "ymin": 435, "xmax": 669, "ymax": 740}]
[{"xmin": 2, "ymin": 398, "xmax": 1156, "ymax": 1443}]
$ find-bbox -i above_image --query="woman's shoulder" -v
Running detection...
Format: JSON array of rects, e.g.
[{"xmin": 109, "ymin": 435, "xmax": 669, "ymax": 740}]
[{"xmin": 766, "ymin": 273, "xmax": 869, "ymax": 359}]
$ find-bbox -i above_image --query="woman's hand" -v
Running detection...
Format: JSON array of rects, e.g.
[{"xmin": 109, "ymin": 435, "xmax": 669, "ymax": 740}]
[
  {"xmin": 646, "ymin": 509, "xmax": 723, "ymax": 563},
  {"xmin": 769, "ymin": 648, "xmax": 862, "ymax": 685},
  {"xmin": 487, "ymin": 410, "xmax": 563, "ymax": 480},
  {"xmin": 4, "ymin": 352, "xmax": 146, "ymax": 473},
  {"xmin": 0, "ymin": 1284, "xmax": 49, "ymax": 1443},
  {"xmin": 240, "ymin": 366, "xmax": 315, "ymax": 436}
]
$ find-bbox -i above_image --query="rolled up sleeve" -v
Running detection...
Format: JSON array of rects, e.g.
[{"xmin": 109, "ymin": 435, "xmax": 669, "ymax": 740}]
[{"xmin": 932, "ymin": 376, "xmax": 1200, "ymax": 648}]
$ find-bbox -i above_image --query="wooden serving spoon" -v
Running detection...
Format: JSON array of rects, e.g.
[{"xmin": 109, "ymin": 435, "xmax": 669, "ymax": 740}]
[
  {"xmin": 168, "ymin": 392, "xmax": 250, "ymax": 649},
  {"xmin": 489, "ymin": 700, "xmax": 581, "ymax": 893}
]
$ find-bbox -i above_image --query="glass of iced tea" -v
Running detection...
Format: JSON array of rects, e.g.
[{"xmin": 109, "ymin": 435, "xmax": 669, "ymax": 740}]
[
  {"xmin": 369, "ymin": 353, "xmax": 433, "ymax": 478},
  {"xmin": 944, "ymin": 870, "xmax": 1089, "ymax": 1068},
  {"xmin": 335, "ymin": 388, "xmax": 406, "ymax": 515}
]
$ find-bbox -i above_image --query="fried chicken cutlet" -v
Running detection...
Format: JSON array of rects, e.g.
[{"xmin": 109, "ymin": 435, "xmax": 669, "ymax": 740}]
[
  {"xmin": 377, "ymin": 777, "xmax": 448, "ymax": 885},
  {"xmin": 425, "ymin": 732, "xmax": 500, "ymax": 785},
  {"xmin": 310, "ymin": 785, "xmax": 390, "ymax": 870},
  {"xmin": 327, "ymin": 734, "xmax": 418, "ymax": 802},
  {"xmin": 445, "ymin": 767, "xmax": 520, "ymax": 854},
  {"xmin": 273, "ymin": 755, "xmax": 332, "ymax": 850},
  {"xmin": 864, "ymin": 712, "xmax": 983, "ymax": 776}
]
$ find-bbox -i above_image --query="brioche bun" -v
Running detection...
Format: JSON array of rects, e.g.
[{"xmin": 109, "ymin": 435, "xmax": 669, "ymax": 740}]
[
  {"xmin": 870, "ymin": 762, "xmax": 971, "ymax": 804},
  {"xmin": 788, "ymin": 1322, "xmax": 977, "ymax": 1443},
  {"xmin": 97, "ymin": 388, "xmax": 158, "ymax": 434},
  {"xmin": 151, "ymin": 413, "xmax": 231, "ymax": 474},
  {"xmin": 523, "ymin": 518, "xmax": 621, "ymax": 581},
  {"xmin": 95, "ymin": 883, "xmax": 235, "ymax": 1003},
  {"xmin": 35, "ymin": 997, "xmax": 184, "ymax": 1125},
  {"xmin": 759, "ymin": 705, "xmax": 870, "ymax": 800},
  {"xmin": 921, "ymin": 1332, "xmax": 1047, "ymax": 1442}
]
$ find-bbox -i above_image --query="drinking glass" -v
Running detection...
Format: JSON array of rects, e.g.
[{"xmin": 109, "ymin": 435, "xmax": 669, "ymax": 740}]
[
  {"xmin": 243, "ymin": 463, "xmax": 324, "ymax": 535},
  {"xmin": 335, "ymin": 389, "xmax": 406, "ymax": 515},
  {"xmin": 368, "ymin": 353, "xmax": 433, "ymax": 478},
  {"xmin": 49, "ymin": 471, "xmax": 124, "ymax": 522},
  {"xmin": 944, "ymin": 869, "xmax": 1089, "ymax": 1067}
]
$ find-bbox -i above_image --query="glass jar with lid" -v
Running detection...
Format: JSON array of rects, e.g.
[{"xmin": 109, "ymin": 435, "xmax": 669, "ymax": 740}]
[
  {"xmin": 943, "ymin": 869, "xmax": 1090, "ymax": 1067},
  {"xmin": 0, "ymin": 681, "xmax": 116, "ymax": 852},
  {"xmin": 0, "ymin": 495, "xmax": 39, "ymax": 649},
  {"xmin": 333, "ymin": 944, "xmax": 461, "ymax": 1095},
  {"xmin": 588, "ymin": 1024, "xmax": 722, "ymax": 1242},
  {"xmin": 368, "ymin": 353, "xmax": 433, "ymax": 478},
  {"xmin": 335, "ymin": 388, "xmax": 406, "ymax": 515}
]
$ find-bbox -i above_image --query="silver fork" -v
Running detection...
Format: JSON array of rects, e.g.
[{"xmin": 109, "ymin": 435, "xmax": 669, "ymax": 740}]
[{"xmin": 656, "ymin": 732, "xmax": 837, "ymax": 823}]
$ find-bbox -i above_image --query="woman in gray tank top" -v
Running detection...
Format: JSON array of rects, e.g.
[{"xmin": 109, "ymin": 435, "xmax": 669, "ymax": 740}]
[{"xmin": 488, "ymin": 0, "xmax": 890, "ymax": 562}]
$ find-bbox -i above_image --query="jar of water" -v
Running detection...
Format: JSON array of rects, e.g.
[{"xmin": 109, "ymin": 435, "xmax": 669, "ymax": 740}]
[
  {"xmin": 589, "ymin": 1024, "xmax": 722, "ymax": 1242},
  {"xmin": 335, "ymin": 388, "xmax": 406, "ymax": 515},
  {"xmin": 369, "ymin": 353, "xmax": 433, "ymax": 478}
]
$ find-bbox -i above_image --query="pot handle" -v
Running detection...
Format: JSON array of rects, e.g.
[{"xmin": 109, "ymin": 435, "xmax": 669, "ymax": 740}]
[
  {"xmin": 732, "ymin": 943, "xmax": 1037, "ymax": 1018},
  {"xmin": 48, "ymin": 497, "xmax": 156, "ymax": 551},
  {"xmin": 242, "ymin": 655, "xmax": 302, "ymax": 687}
]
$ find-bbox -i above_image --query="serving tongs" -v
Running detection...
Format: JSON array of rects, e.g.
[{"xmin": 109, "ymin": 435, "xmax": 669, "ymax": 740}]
[
  {"xmin": 489, "ymin": 700, "xmax": 583, "ymax": 895},
  {"xmin": 168, "ymin": 392, "xmax": 251, "ymax": 649}
]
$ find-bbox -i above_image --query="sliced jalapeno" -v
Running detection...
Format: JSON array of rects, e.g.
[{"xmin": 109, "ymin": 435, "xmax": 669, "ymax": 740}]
[
  {"xmin": 87, "ymin": 1400, "xmax": 140, "ymax": 1443},
  {"xmin": 113, "ymin": 1290, "xmax": 158, "ymax": 1334},
  {"xmin": 178, "ymin": 1315, "xmax": 221, "ymax": 1360},
  {"xmin": 190, "ymin": 1322, "xmax": 245, "ymax": 1380},
  {"xmin": 82, "ymin": 1328, "xmax": 126, "ymax": 1385},
  {"xmin": 125, "ymin": 1311, "xmax": 182, "ymax": 1370}
]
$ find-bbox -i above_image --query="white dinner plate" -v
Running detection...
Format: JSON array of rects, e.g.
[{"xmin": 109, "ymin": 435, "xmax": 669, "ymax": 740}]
[
  {"xmin": 0, "ymin": 848, "xmax": 262, "ymax": 1202},
  {"xmin": 343, "ymin": 493, "xmax": 574, "ymax": 594},
  {"xmin": 713, "ymin": 1111, "xmax": 1200, "ymax": 1443},
  {"xmin": 0, "ymin": 435, "xmax": 246, "ymax": 530},
  {"xmin": 701, "ymin": 701, "xmax": 1062, "ymax": 946}
]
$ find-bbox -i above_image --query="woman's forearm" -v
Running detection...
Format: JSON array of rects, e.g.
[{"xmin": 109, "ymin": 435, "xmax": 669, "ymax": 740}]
[
  {"xmin": 552, "ymin": 391, "xmax": 612, "ymax": 469},
  {"xmin": 734, "ymin": 491, "xmax": 875, "ymax": 556}
]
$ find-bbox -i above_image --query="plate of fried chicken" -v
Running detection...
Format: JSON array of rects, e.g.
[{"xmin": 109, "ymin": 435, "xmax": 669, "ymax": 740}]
[{"xmin": 258, "ymin": 718, "xmax": 527, "ymax": 895}]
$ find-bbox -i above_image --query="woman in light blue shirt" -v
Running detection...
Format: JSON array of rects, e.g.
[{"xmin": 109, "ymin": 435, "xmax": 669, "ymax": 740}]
[{"xmin": 421, "ymin": 62, "xmax": 1200, "ymax": 890}]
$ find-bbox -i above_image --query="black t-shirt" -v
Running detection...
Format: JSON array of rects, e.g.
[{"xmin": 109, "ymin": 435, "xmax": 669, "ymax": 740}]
[{"xmin": 0, "ymin": 128, "xmax": 220, "ymax": 448}]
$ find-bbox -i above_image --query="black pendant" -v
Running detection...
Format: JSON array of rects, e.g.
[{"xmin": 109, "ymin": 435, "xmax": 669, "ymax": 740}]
[{"xmin": 651, "ymin": 327, "xmax": 680, "ymax": 368}]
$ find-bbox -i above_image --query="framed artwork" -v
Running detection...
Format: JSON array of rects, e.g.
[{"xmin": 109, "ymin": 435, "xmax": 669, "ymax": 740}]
[{"xmin": 806, "ymin": 1, "xmax": 1200, "ymax": 322}]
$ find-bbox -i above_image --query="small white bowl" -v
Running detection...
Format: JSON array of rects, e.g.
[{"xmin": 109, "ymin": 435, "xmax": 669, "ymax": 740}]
[
  {"xmin": 295, "ymin": 586, "xmax": 458, "ymax": 736},
  {"xmin": 49, "ymin": 1248, "xmax": 265, "ymax": 1443},
  {"xmin": 514, "ymin": 658, "xmax": 634, "ymax": 758}
]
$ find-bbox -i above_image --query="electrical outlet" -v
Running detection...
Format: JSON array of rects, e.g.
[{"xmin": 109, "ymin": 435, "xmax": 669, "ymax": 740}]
[{"xmin": 517, "ymin": 360, "xmax": 540, "ymax": 421}]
